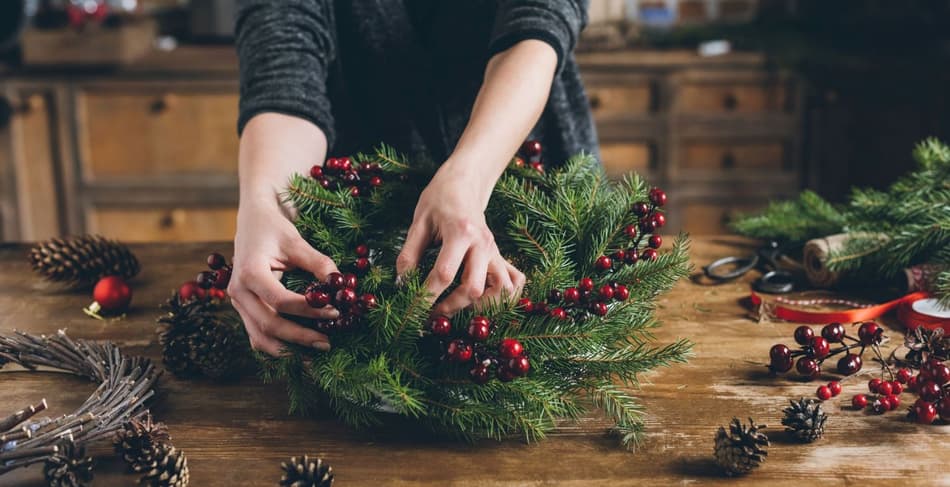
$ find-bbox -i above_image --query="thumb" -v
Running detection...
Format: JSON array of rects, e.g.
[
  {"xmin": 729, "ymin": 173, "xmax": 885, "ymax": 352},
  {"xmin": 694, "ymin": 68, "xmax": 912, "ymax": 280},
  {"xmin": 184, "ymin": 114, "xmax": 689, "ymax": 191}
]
[
  {"xmin": 288, "ymin": 238, "xmax": 340, "ymax": 281},
  {"xmin": 396, "ymin": 222, "xmax": 429, "ymax": 278}
]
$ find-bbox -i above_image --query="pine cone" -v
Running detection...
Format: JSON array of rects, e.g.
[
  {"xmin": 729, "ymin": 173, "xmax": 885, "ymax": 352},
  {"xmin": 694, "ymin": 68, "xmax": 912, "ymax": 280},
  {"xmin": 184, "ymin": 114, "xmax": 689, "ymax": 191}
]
[
  {"xmin": 29, "ymin": 235, "xmax": 139, "ymax": 287},
  {"xmin": 781, "ymin": 398, "xmax": 828, "ymax": 442},
  {"xmin": 280, "ymin": 456, "xmax": 334, "ymax": 487},
  {"xmin": 114, "ymin": 413, "xmax": 171, "ymax": 472},
  {"xmin": 138, "ymin": 444, "xmax": 189, "ymax": 487},
  {"xmin": 44, "ymin": 440, "xmax": 95, "ymax": 487},
  {"xmin": 713, "ymin": 417, "xmax": 769, "ymax": 476},
  {"xmin": 157, "ymin": 292, "xmax": 248, "ymax": 379}
]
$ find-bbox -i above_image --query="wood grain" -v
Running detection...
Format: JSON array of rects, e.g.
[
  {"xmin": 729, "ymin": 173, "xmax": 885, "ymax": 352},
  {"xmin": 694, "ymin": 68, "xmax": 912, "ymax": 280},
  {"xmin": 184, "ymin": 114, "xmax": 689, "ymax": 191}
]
[{"xmin": 1, "ymin": 238, "xmax": 945, "ymax": 486}]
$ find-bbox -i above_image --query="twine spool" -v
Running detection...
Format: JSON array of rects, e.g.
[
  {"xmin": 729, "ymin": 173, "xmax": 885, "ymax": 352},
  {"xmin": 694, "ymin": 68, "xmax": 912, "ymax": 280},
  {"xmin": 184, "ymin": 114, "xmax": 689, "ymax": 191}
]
[{"xmin": 802, "ymin": 233, "xmax": 851, "ymax": 288}]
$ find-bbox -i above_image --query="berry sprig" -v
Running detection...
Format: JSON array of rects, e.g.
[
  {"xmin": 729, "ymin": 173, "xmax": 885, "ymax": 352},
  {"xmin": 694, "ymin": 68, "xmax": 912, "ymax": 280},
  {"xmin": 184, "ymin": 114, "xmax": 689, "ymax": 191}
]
[
  {"xmin": 517, "ymin": 277, "xmax": 630, "ymax": 321},
  {"xmin": 427, "ymin": 315, "xmax": 530, "ymax": 384},
  {"xmin": 303, "ymin": 272, "xmax": 377, "ymax": 332},
  {"xmin": 309, "ymin": 157, "xmax": 385, "ymax": 198},
  {"xmin": 510, "ymin": 139, "xmax": 545, "ymax": 173},
  {"xmin": 768, "ymin": 322, "xmax": 886, "ymax": 380},
  {"xmin": 847, "ymin": 357, "xmax": 950, "ymax": 423},
  {"xmin": 180, "ymin": 252, "xmax": 231, "ymax": 302},
  {"xmin": 594, "ymin": 187, "xmax": 667, "ymax": 273}
]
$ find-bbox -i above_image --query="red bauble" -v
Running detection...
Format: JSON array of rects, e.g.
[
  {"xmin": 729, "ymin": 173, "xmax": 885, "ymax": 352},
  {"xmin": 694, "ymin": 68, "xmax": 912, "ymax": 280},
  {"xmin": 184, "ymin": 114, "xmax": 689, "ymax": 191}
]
[
  {"xmin": 578, "ymin": 277, "xmax": 594, "ymax": 292},
  {"xmin": 563, "ymin": 287, "xmax": 581, "ymax": 303},
  {"xmin": 594, "ymin": 255, "xmax": 612, "ymax": 271},
  {"xmin": 641, "ymin": 248, "xmax": 658, "ymax": 261},
  {"xmin": 196, "ymin": 271, "xmax": 216, "ymax": 289},
  {"xmin": 852, "ymin": 394, "xmax": 868, "ymax": 409},
  {"xmin": 360, "ymin": 293, "xmax": 377, "ymax": 309},
  {"xmin": 648, "ymin": 187, "xmax": 667, "ymax": 207},
  {"xmin": 355, "ymin": 244, "xmax": 370, "ymax": 257},
  {"xmin": 614, "ymin": 285, "xmax": 629, "ymax": 301},
  {"xmin": 508, "ymin": 356, "xmax": 530, "ymax": 376},
  {"xmin": 467, "ymin": 316, "xmax": 492, "ymax": 341},
  {"xmin": 512, "ymin": 156, "xmax": 525, "ymax": 167},
  {"xmin": 355, "ymin": 257, "xmax": 371, "ymax": 272},
  {"xmin": 498, "ymin": 338, "xmax": 524, "ymax": 359},
  {"xmin": 326, "ymin": 272, "xmax": 345, "ymax": 290},
  {"xmin": 429, "ymin": 315, "xmax": 452, "ymax": 336},
  {"xmin": 648, "ymin": 235, "xmax": 662, "ymax": 249},
  {"xmin": 447, "ymin": 339, "xmax": 473, "ymax": 363},
  {"xmin": 470, "ymin": 364, "xmax": 491, "ymax": 384},
  {"xmin": 809, "ymin": 336, "xmax": 831, "ymax": 359},
  {"xmin": 589, "ymin": 301, "xmax": 608, "ymax": 316},
  {"xmin": 92, "ymin": 276, "xmax": 132, "ymax": 313},
  {"xmin": 342, "ymin": 273, "xmax": 359, "ymax": 289},
  {"xmin": 309, "ymin": 165, "xmax": 323, "ymax": 179},
  {"xmin": 624, "ymin": 225, "xmax": 638, "ymax": 239},
  {"xmin": 517, "ymin": 298, "xmax": 534, "ymax": 312},
  {"xmin": 179, "ymin": 280, "xmax": 206, "ymax": 301},
  {"xmin": 306, "ymin": 290, "xmax": 332, "ymax": 308},
  {"xmin": 206, "ymin": 252, "xmax": 226, "ymax": 270},
  {"xmin": 793, "ymin": 325, "xmax": 814, "ymax": 345},
  {"xmin": 816, "ymin": 385, "xmax": 832, "ymax": 401}
]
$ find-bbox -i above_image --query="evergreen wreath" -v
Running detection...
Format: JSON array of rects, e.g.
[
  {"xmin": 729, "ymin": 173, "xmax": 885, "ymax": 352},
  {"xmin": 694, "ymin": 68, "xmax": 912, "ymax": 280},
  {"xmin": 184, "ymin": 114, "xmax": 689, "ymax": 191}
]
[
  {"xmin": 732, "ymin": 137, "xmax": 950, "ymax": 305},
  {"xmin": 260, "ymin": 145, "xmax": 692, "ymax": 447}
]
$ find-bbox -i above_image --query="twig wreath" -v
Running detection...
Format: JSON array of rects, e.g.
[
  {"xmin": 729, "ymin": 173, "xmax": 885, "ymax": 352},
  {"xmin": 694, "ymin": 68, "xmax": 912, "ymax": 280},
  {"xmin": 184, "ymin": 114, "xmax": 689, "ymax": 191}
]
[{"xmin": 0, "ymin": 330, "xmax": 159, "ymax": 476}]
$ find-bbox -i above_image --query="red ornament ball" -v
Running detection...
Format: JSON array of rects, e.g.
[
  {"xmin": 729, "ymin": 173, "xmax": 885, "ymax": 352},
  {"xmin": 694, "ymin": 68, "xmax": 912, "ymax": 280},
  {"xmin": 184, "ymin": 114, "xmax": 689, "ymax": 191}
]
[
  {"xmin": 889, "ymin": 381, "xmax": 904, "ymax": 395},
  {"xmin": 498, "ymin": 338, "xmax": 524, "ymax": 359},
  {"xmin": 93, "ymin": 276, "xmax": 132, "ymax": 313},
  {"xmin": 467, "ymin": 316, "xmax": 492, "ymax": 341},
  {"xmin": 349, "ymin": 186, "xmax": 361, "ymax": 198},
  {"xmin": 369, "ymin": 176, "xmax": 383, "ymax": 187},
  {"xmin": 209, "ymin": 288, "xmax": 226, "ymax": 300},
  {"xmin": 651, "ymin": 212, "xmax": 666, "ymax": 228},
  {"xmin": 429, "ymin": 315, "xmax": 452, "ymax": 336},
  {"xmin": 821, "ymin": 322, "xmax": 845, "ymax": 343},
  {"xmin": 796, "ymin": 357, "xmax": 820, "ymax": 379},
  {"xmin": 521, "ymin": 139, "xmax": 543, "ymax": 158},
  {"xmin": 325, "ymin": 158, "xmax": 341, "ymax": 172},
  {"xmin": 896, "ymin": 368, "xmax": 913, "ymax": 384},
  {"xmin": 857, "ymin": 322, "xmax": 882, "ymax": 345},
  {"xmin": 932, "ymin": 363, "xmax": 950, "ymax": 385},
  {"xmin": 335, "ymin": 288, "xmax": 357, "ymax": 305},
  {"xmin": 868, "ymin": 378, "xmax": 883, "ymax": 393},
  {"xmin": 836, "ymin": 353, "xmax": 862, "ymax": 375},
  {"xmin": 212, "ymin": 267, "xmax": 231, "ymax": 289},
  {"xmin": 624, "ymin": 248, "xmax": 639, "ymax": 264},
  {"xmin": 919, "ymin": 381, "xmax": 942, "ymax": 402},
  {"xmin": 632, "ymin": 202, "xmax": 650, "ymax": 217},
  {"xmin": 338, "ymin": 157, "xmax": 352, "ymax": 172},
  {"xmin": 769, "ymin": 344, "xmax": 793, "ymax": 372}
]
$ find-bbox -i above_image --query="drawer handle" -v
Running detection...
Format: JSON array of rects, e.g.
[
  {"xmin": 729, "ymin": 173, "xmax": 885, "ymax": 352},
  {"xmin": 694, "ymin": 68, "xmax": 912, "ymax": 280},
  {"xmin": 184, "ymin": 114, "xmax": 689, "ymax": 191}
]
[
  {"xmin": 721, "ymin": 151, "xmax": 736, "ymax": 169},
  {"xmin": 150, "ymin": 94, "xmax": 177, "ymax": 114},
  {"xmin": 588, "ymin": 93, "xmax": 602, "ymax": 110},
  {"xmin": 158, "ymin": 211, "xmax": 175, "ymax": 229},
  {"xmin": 723, "ymin": 93, "xmax": 738, "ymax": 111}
]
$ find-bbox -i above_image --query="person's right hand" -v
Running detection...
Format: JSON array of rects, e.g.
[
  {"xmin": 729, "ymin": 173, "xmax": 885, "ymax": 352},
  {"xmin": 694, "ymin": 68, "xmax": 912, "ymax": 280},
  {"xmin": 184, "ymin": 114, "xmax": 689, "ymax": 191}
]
[{"xmin": 228, "ymin": 198, "xmax": 341, "ymax": 357}]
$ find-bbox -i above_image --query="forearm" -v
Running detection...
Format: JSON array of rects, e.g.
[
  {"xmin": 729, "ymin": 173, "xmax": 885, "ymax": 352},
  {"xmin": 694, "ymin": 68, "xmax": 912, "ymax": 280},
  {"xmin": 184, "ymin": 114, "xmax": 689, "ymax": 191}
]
[
  {"xmin": 239, "ymin": 113, "xmax": 328, "ymax": 213},
  {"xmin": 441, "ymin": 39, "xmax": 558, "ymax": 208}
]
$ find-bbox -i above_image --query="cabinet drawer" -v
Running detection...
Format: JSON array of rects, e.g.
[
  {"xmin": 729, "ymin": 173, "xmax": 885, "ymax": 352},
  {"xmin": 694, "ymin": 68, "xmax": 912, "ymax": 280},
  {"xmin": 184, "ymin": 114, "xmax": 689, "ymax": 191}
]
[
  {"xmin": 682, "ymin": 141, "xmax": 786, "ymax": 171},
  {"xmin": 586, "ymin": 84, "xmax": 654, "ymax": 118},
  {"xmin": 680, "ymin": 202, "xmax": 764, "ymax": 235},
  {"xmin": 86, "ymin": 207, "xmax": 237, "ymax": 242},
  {"xmin": 676, "ymin": 82, "xmax": 787, "ymax": 114},
  {"xmin": 600, "ymin": 142, "xmax": 652, "ymax": 178},
  {"xmin": 76, "ymin": 87, "xmax": 239, "ymax": 180}
]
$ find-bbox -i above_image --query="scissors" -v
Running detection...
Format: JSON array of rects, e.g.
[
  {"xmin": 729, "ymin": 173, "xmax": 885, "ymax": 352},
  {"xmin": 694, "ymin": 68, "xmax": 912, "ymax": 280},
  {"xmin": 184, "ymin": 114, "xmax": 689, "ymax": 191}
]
[{"xmin": 703, "ymin": 241, "xmax": 796, "ymax": 293}]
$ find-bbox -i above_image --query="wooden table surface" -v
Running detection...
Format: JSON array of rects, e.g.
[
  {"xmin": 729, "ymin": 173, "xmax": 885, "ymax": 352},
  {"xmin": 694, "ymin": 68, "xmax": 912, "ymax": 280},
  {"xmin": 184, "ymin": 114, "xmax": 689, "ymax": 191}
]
[{"xmin": 1, "ymin": 238, "xmax": 947, "ymax": 486}]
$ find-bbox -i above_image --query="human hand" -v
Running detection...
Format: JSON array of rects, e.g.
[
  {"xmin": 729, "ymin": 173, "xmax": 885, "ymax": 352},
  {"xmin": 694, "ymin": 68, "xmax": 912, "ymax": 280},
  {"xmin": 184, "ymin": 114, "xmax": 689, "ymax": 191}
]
[
  {"xmin": 229, "ymin": 198, "xmax": 341, "ymax": 356},
  {"xmin": 396, "ymin": 164, "xmax": 525, "ymax": 316}
]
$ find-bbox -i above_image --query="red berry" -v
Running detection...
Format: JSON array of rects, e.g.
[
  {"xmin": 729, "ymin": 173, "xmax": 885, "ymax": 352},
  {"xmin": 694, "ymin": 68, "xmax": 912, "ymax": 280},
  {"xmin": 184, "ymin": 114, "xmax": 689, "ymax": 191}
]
[
  {"xmin": 877, "ymin": 381, "xmax": 893, "ymax": 396},
  {"xmin": 355, "ymin": 257, "xmax": 370, "ymax": 271},
  {"xmin": 598, "ymin": 284, "xmax": 614, "ymax": 301},
  {"xmin": 532, "ymin": 302, "xmax": 548, "ymax": 315},
  {"xmin": 887, "ymin": 394, "xmax": 900, "ymax": 409},
  {"xmin": 578, "ymin": 277, "xmax": 594, "ymax": 292},
  {"xmin": 919, "ymin": 381, "xmax": 942, "ymax": 402},
  {"xmin": 326, "ymin": 272, "xmax": 345, "ymax": 290},
  {"xmin": 469, "ymin": 364, "xmax": 491, "ymax": 384},
  {"xmin": 589, "ymin": 301, "xmax": 608, "ymax": 316},
  {"xmin": 517, "ymin": 297, "xmax": 534, "ymax": 312},
  {"xmin": 547, "ymin": 289, "xmax": 563, "ymax": 304},
  {"xmin": 306, "ymin": 290, "xmax": 331, "ymax": 308},
  {"xmin": 508, "ymin": 356, "xmax": 531, "ymax": 376},
  {"xmin": 178, "ymin": 281, "xmax": 206, "ymax": 301},
  {"xmin": 521, "ymin": 139, "xmax": 543, "ymax": 158},
  {"xmin": 852, "ymin": 394, "xmax": 868, "ymax": 409},
  {"xmin": 342, "ymin": 170, "xmax": 359, "ymax": 184},
  {"xmin": 360, "ymin": 293, "xmax": 377, "ymax": 309},
  {"xmin": 338, "ymin": 157, "xmax": 352, "ymax": 172},
  {"xmin": 92, "ymin": 276, "xmax": 132, "ymax": 313},
  {"xmin": 342, "ymin": 273, "xmax": 358, "ymax": 289},
  {"xmin": 212, "ymin": 267, "xmax": 231, "ymax": 289},
  {"xmin": 624, "ymin": 225, "xmax": 638, "ymax": 239},
  {"xmin": 816, "ymin": 385, "xmax": 833, "ymax": 401},
  {"xmin": 209, "ymin": 288, "xmax": 226, "ymax": 300},
  {"xmin": 530, "ymin": 162, "xmax": 544, "ymax": 173},
  {"xmin": 550, "ymin": 307, "xmax": 568, "ymax": 320},
  {"xmin": 809, "ymin": 336, "xmax": 830, "ymax": 359},
  {"xmin": 319, "ymin": 178, "xmax": 332, "ymax": 189},
  {"xmin": 632, "ymin": 202, "xmax": 650, "ymax": 217},
  {"xmin": 446, "ymin": 339, "xmax": 473, "ymax": 363},
  {"xmin": 614, "ymin": 285, "xmax": 629, "ymax": 301},
  {"xmin": 325, "ymin": 158, "xmax": 340, "ymax": 171},
  {"xmin": 511, "ymin": 156, "xmax": 525, "ymax": 167},
  {"xmin": 624, "ymin": 248, "xmax": 640, "ymax": 264},
  {"xmin": 896, "ymin": 368, "xmax": 913, "ymax": 384},
  {"xmin": 206, "ymin": 252, "xmax": 226, "ymax": 270},
  {"xmin": 821, "ymin": 322, "xmax": 845, "ymax": 343},
  {"xmin": 769, "ymin": 344, "xmax": 793, "ymax": 372},
  {"xmin": 595, "ymin": 255, "xmax": 613, "ymax": 271},
  {"xmin": 497, "ymin": 367, "xmax": 517, "ymax": 382},
  {"xmin": 429, "ymin": 315, "xmax": 452, "ymax": 336},
  {"xmin": 857, "ymin": 322, "xmax": 882, "ymax": 345},
  {"xmin": 498, "ymin": 338, "xmax": 524, "ymax": 359},
  {"xmin": 836, "ymin": 353, "xmax": 862, "ymax": 375},
  {"xmin": 793, "ymin": 326, "xmax": 814, "ymax": 345},
  {"xmin": 648, "ymin": 235, "xmax": 662, "ymax": 249},
  {"xmin": 611, "ymin": 249, "xmax": 626, "ymax": 262},
  {"xmin": 335, "ymin": 288, "xmax": 357, "ymax": 305},
  {"xmin": 868, "ymin": 378, "xmax": 883, "ymax": 393},
  {"xmin": 796, "ymin": 357, "xmax": 820, "ymax": 380},
  {"xmin": 467, "ymin": 316, "xmax": 492, "ymax": 341},
  {"xmin": 828, "ymin": 381, "xmax": 842, "ymax": 396},
  {"xmin": 641, "ymin": 248, "xmax": 658, "ymax": 261},
  {"xmin": 937, "ymin": 397, "xmax": 950, "ymax": 420},
  {"xmin": 640, "ymin": 219, "xmax": 657, "ymax": 234},
  {"xmin": 355, "ymin": 244, "xmax": 369, "ymax": 257},
  {"xmin": 932, "ymin": 364, "xmax": 950, "ymax": 385},
  {"xmin": 369, "ymin": 175, "xmax": 383, "ymax": 187},
  {"xmin": 651, "ymin": 213, "xmax": 666, "ymax": 228},
  {"xmin": 349, "ymin": 186, "xmax": 361, "ymax": 197},
  {"xmin": 310, "ymin": 165, "xmax": 324, "ymax": 178},
  {"xmin": 889, "ymin": 381, "xmax": 903, "ymax": 395},
  {"xmin": 914, "ymin": 401, "xmax": 938, "ymax": 424},
  {"xmin": 873, "ymin": 397, "xmax": 890, "ymax": 413},
  {"xmin": 563, "ymin": 287, "xmax": 581, "ymax": 303},
  {"xmin": 196, "ymin": 271, "xmax": 216, "ymax": 289},
  {"xmin": 648, "ymin": 187, "xmax": 667, "ymax": 207},
  {"xmin": 907, "ymin": 375, "xmax": 919, "ymax": 392}
]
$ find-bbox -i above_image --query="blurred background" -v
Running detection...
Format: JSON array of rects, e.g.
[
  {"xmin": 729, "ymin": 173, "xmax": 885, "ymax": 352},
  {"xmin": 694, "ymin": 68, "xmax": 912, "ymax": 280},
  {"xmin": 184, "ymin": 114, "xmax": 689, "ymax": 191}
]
[{"xmin": 1, "ymin": 0, "xmax": 949, "ymax": 242}]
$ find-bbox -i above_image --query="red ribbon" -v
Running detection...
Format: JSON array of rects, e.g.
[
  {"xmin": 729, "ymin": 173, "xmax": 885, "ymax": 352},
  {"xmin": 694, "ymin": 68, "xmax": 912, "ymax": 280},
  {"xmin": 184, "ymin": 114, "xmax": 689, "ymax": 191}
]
[{"xmin": 750, "ymin": 291, "xmax": 948, "ymax": 331}]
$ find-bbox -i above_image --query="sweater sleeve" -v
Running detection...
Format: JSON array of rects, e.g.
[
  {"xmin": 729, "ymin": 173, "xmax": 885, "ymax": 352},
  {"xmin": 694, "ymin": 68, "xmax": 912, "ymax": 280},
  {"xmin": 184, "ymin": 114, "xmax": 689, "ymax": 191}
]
[
  {"xmin": 488, "ymin": 0, "xmax": 589, "ymax": 73},
  {"xmin": 235, "ymin": 0, "xmax": 337, "ymax": 145}
]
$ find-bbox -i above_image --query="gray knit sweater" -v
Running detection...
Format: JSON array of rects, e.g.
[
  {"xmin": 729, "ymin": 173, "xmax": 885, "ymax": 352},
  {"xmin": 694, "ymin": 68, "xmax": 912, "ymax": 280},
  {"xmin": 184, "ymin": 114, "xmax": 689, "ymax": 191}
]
[{"xmin": 235, "ymin": 0, "xmax": 598, "ymax": 165}]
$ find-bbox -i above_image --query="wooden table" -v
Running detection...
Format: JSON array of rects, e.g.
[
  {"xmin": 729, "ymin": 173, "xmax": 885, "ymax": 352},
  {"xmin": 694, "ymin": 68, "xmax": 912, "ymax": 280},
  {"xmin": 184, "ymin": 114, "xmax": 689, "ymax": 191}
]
[{"xmin": 1, "ymin": 238, "xmax": 946, "ymax": 486}]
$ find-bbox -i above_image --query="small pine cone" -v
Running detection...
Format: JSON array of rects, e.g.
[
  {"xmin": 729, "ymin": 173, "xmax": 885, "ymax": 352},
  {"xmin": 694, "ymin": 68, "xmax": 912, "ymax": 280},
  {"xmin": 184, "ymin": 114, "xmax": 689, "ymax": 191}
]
[
  {"xmin": 280, "ymin": 455, "xmax": 334, "ymax": 487},
  {"xmin": 29, "ymin": 235, "xmax": 139, "ymax": 287},
  {"xmin": 138, "ymin": 444, "xmax": 189, "ymax": 487},
  {"xmin": 44, "ymin": 440, "xmax": 95, "ymax": 487},
  {"xmin": 713, "ymin": 417, "xmax": 769, "ymax": 476},
  {"xmin": 781, "ymin": 398, "xmax": 828, "ymax": 443},
  {"xmin": 158, "ymin": 291, "xmax": 247, "ymax": 379},
  {"xmin": 113, "ymin": 413, "xmax": 171, "ymax": 472},
  {"xmin": 190, "ymin": 321, "xmax": 247, "ymax": 379}
]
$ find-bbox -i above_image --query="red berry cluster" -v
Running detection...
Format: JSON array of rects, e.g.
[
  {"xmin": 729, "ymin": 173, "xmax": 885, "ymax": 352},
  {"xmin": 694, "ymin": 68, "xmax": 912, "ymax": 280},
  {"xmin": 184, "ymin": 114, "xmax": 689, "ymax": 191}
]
[
  {"xmin": 852, "ymin": 358, "xmax": 950, "ymax": 423},
  {"xmin": 816, "ymin": 380, "xmax": 843, "ymax": 401},
  {"xmin": 309, "ymin": 156, "xmax": 384, "ymax": 198},
  {"xmin": 304, "ymin": 271, "xmax": 377, "ymax": 332},
  {"xmin": 768, "ymin": 322, "xmax": 885, "ymax": 379},
  {"xmin": 517, "ymin": 278, "xmax": 630, "ymax": 321},
  {"xmin": 180, "ymin": 252, "xmax": 231, "ymax": 301},
  {"xmin": 427, "ymin": 315, "xmax": 530, "ymax": 384},
  {"xmin": 594, "ymin": 187, "xmax": 667, "ymax": 272},
  {"xmin": 510, "ymin": 139, "xmax": 545, "ymax": 173}
]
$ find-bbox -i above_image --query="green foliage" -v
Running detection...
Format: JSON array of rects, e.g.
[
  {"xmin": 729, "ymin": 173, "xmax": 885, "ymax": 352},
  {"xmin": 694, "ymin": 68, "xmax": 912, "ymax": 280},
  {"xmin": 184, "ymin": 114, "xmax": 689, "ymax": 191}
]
[
  {"xmin": 732, "ymin": 137, "xmax": 950, "ymax": 304},
  {"xmin": 266, "ymin": 145, "xmax": 692, "ymax": 448}
]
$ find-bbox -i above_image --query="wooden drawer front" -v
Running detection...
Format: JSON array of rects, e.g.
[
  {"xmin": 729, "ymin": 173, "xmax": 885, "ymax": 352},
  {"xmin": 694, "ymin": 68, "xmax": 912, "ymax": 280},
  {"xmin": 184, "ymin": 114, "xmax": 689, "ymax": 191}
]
[
  {"xmin": 87, "ymin": 207, "xmax": 237, "ymax": 242},
  {"xmin": 682, "ymin": 142, "xmax": 786, "ymax": 171},
  {"xmin": 601, "ymin": 142, "xmax": 651, "ymax": 178},
  {"xmin": 681, "ymin": 202, "xmax": 764, "ymax": 235},
  {"xmin": 587, "ymin": 84, "xmax": 653, "ymax": 118},
  {"xmin": 676, "ymin": 82, "xmax": 786, "ymax": 114},
  {"xmin": 78, "ymin": 89, "xmax": 239, "ymax": 179}
]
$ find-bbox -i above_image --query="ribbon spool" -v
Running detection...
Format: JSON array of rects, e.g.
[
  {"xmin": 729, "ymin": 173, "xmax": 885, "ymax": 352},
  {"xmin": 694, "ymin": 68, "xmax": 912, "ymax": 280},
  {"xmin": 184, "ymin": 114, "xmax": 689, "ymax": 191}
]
[{"xmin": 751, "ymin": 291, "xmax": 949, "ymax": 332}]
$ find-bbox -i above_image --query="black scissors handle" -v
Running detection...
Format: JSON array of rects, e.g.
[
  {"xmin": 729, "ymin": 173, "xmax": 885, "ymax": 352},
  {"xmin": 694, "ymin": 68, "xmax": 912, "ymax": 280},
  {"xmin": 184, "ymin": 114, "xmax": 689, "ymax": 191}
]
[
  {"xmin": 753, "ymin": 270, "xmax": 795, "ymax": 294},
  {"xmin": 703, "ymin": 254, "xmax": 759, "ymax": 281}
]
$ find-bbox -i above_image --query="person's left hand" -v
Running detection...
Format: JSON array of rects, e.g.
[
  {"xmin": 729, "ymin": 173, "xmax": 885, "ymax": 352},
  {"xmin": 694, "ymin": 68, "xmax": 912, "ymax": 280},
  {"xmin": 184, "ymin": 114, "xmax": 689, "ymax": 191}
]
[{"xmin": 396, "ymin": 164, "xmax": 525, "ymax": 316}]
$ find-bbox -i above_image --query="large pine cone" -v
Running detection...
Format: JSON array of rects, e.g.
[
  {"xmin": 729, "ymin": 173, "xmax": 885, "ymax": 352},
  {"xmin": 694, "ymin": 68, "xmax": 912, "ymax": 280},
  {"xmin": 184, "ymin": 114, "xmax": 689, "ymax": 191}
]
[
  {"xmin": 138, "ymin": 444, "xmax": 189, "ymax": 487},
  {"xmin": 29, "ymin": 235, "xmax": 139, "ymax": 286},
  {"xmin": 713, "ymin": 417, "xmax": 769, "ymax": 476},
  {"xmin": 113, "ymin": 413, "xmax": 171, "ymax": 472},
  {"xmin": 157, "ymin": 292, "xmax": 248, "ymax": 379},
  {"xmin": 280, "ymin": 455, "xmax": 334, "ymax": 487},
  {"xmin": 781, "ymin": 398, "xmax": 828, "ymax": 443},
  {"xmin": 44, "ymin": 440, "xmax": 95, "ymax": 487}
]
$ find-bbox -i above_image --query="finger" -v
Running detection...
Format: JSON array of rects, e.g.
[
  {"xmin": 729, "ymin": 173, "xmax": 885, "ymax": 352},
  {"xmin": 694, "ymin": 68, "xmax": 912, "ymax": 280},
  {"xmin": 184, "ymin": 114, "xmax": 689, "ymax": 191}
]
[
  {"xmin": 424, "ymin": 237, "xmax": 469, "ymax": 302},
  {"xmin": 238, "ymin": 291, "xmax": 331, "ymax": 351},
  {"xmin": 232, "ymin": 299, "xmax": 290, "ymax": 357},
  {"xmin": 287, "ymin": 238, "xmax": 340, "ymax": 281},
  {"xmin": 244, "ymin": 266, "xmax": 339, "ymax": 319},
  {"xmin": 506, "ymin": 261, "xmax": 527, "ymax": 299},
  {"xmin": 432, "ymin": 246, "xmax": 490, "ymax": 316},
  {"xmin": 476, "ymin": 258, "xmax": 516, "ymax": 309},
  {"xmin": 397, "ymin": 222, "xmax": 431, "ymax": 279}
]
